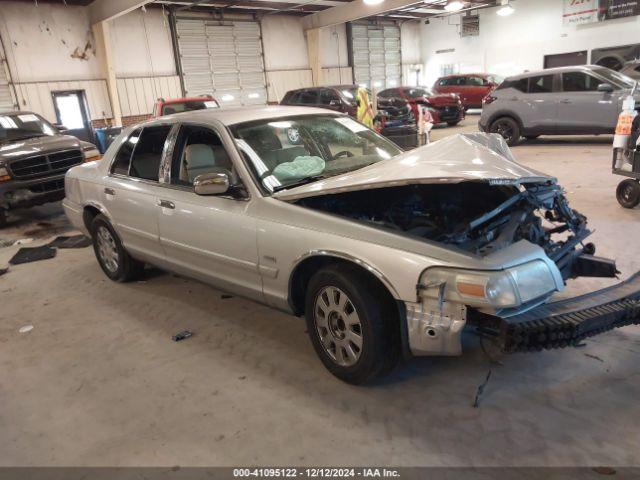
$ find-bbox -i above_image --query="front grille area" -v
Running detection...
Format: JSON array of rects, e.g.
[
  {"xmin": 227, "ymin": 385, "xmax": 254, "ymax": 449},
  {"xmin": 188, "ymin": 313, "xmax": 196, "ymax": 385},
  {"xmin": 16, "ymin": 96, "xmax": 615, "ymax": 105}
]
[
  {"xmin": 28, "ymin": 178, "xmax": 65, "ymax": 193},
  {"xmin": 9, "ymin": 149, "xmax": 83, "ymax": 180},
  {"xmin": 435, "ymin": 105, "xmax": 461, "ymax": 121}
]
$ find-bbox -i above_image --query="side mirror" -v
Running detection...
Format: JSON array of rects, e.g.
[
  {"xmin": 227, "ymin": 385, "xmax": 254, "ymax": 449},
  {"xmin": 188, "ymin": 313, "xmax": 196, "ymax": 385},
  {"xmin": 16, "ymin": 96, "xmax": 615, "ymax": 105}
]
[
  {"xmin": 329, "ymin": 99, "xmax": 342, "ymax": 107},
  {"xmin": 53, "ymin": 123, "xmax": 68, "ymax": 132},
  {"xmin": 597, "ymin": 83, "xmax": 614, "ymax": 93},
  {"xmin": 193, "ymin": 171, "xmax": 229, "ymax": 196}
]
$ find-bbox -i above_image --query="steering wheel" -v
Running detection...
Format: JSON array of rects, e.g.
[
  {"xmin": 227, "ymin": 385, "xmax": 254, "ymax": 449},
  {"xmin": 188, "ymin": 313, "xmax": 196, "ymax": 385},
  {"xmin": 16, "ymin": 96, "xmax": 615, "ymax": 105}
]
[{"xmin": 333, "ymin": 150, "xmax": 354, "ymax": 160}]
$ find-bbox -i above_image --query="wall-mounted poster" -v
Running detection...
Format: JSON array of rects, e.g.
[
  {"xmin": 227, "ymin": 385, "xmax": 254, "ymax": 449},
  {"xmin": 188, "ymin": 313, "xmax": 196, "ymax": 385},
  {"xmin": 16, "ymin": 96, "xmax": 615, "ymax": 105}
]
[
  {"xmin": 563, "ymin": 0, "xmax": 598, "ymax": 25},
  {"xmin": 598, "ymin": 0, "xmax": 640, "ymax": 20}
]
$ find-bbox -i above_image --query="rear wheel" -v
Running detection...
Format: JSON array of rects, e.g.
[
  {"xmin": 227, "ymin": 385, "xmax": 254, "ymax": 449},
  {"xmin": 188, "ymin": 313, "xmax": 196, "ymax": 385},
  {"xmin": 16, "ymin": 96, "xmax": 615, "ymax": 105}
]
[
  {"xmin": 616, "ymin": 179, "xmax": 640, "ymax": 209},
  {"xmin": 91, "ymin": 214, "xmax": 144, "ymax": 282},
  {"xmin": 489, "ymin": 116, "xmax": 521, "ymax": 146},
  {"xmin": 304, "ymin": 264, "xmax": 400, "ymax": 384}
]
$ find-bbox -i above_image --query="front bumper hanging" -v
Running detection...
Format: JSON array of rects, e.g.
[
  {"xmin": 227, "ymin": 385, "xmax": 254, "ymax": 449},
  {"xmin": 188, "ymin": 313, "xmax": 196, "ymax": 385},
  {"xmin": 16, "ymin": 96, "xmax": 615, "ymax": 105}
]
[{"xmin": 473, "ymin": 271, "xmax": 640, "ymax": 352}]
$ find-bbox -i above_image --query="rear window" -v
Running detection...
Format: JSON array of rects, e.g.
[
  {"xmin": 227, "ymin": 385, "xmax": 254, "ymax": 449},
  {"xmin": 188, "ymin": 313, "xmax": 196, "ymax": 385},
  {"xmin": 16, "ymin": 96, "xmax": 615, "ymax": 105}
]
[
  {"xmin": 128, "ymin": 125, "xmax": 173, "ymax": 181},
  {"xmin": 498, "ymin": 78, "xmax": 528, "ymax": 92},
  {"xmin": 111, "ymin": 129, "xmax": 141, "ymax": 176},
  {"xmin": 295, "ymin": 91, "xmax": 318, "ymax": 105}
]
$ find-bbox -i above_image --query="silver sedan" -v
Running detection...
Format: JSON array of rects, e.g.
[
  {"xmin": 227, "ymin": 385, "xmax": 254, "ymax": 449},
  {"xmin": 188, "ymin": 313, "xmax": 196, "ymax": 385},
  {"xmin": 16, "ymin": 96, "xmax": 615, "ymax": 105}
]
[{"xmin": 64, "ymin": 106, "xmax": 640, "ymax": 384}]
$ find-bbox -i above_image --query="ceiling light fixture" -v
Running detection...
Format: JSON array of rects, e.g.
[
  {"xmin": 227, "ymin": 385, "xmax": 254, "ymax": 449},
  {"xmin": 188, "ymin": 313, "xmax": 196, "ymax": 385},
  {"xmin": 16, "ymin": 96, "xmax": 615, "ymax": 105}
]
[
  {"xmin": 496, "ymin": 0, "xmax": 515, "ymax": 16},
  {"xmin": 363, "ymin": 0, "xmax": 385, "ymax": 5},
  {"xmin": 444, "ymin": 0, "xmax": 465, "ymax": 12}
]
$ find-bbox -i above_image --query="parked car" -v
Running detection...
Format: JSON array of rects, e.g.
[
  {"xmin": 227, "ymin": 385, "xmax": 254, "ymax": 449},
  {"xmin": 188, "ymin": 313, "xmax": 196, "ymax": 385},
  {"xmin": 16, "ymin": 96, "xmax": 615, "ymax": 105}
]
[
  {"xmin": 281, "ymin": 85, "xmax": 418, "ymax": 148},
  {"xmin": 480, "ymin": 65, "xmax": 640, "ymax": 146},
  {"xmin": 280, "ymin": 85, "xmax": 359, "ymax": 117},
  {"xmin": 0, "ymin": 111, "xmax": 100, "ymax": 227},
  {"xmin": 63, "ymin": 106, "xmax": 639, "ymax": 384},
  {"xmin": 433, "ymin": 73, "xmax": 502, "ymax": 109},
  {"xmin": 620, "ymin": 60, "xmax": 640, "ymax": 81},
  {"xmin": 152, "ymin": 95, "xmax": 220, "ymax": 117},
  {"xmin": 378, "ymin": 87, "xmax": 464, "ymax": 126}
]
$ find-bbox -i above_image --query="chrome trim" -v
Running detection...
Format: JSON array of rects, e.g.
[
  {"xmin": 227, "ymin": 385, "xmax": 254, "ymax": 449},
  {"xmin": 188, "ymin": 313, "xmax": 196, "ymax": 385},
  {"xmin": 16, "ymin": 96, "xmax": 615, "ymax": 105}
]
[
  {"xmin": 194, "ymin": 172, "xmax": 230, "ymax": 196},
  {"xmin": 291, "ymin": 250, "xmax": 401, "ymax": 300}
]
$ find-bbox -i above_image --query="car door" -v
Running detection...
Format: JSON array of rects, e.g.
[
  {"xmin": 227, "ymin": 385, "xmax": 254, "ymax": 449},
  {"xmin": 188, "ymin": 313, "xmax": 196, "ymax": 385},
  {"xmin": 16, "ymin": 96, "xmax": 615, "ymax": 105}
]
[
  {"xmin": 155, "ymin": 122, "xmax": 263, "ymax": 300},
  {"xmin": 558, "ymin": 71, "xmax": 619, "ymax": 133},
  {"xmin": 519, "ymin": 74, "xmax": 558, "ymax": 134},
  {"xmin": 104, "ymin": 125, "xmax": 173, "ymax": 263}
]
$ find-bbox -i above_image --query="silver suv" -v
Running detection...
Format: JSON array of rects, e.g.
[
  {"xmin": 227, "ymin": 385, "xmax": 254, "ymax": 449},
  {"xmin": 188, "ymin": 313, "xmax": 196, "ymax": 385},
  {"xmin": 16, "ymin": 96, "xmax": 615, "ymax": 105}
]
[{"xmin": 479, "ymin": 65, "xmax": 639, "ymax": 146}]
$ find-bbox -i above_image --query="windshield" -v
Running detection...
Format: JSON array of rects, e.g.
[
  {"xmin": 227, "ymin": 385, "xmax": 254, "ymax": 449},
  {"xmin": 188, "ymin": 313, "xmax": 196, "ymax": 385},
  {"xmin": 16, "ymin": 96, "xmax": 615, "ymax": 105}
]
[
  {"xmin": 406, "ymin": 88, "xmax": 432, "ymax": 98},
  {"xmin": 0, "ymin": 113, "xmax": 57, "ymax": 143},
  {"xmin": 593, "ymin": 67, "xmax": 636, "ymax": 88},
  {"xmin": 231, "ymin": 115, "xmax": 403, "ymax": 193},
  {"xmin": 161, "ymin": 99, "xmax": 219, "ymax": 115}
]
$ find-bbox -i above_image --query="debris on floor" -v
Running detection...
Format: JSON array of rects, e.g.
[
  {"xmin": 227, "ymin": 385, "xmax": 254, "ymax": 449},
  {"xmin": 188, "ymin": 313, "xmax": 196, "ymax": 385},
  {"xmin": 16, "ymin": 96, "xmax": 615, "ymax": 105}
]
[
  {"xmin": 18, "ymin": 325, "xmax": 34, "ymax": 334},
  {"xmin": 473, "ymin": 369, "xmax": 493, "ymax": 408},
  {"xmin": 221, "ymin": 294, "xmax": 233, "ymax": 299},
  {"xmin": 172, "ymin": 330, "xmax": 193, "ymax": 342},
  {"xmin": 47, "ymin": 235, "xmax": 92, "ymax": 249},
  {"xmin": 585, "ymin": 353, "xmax": 605, "ymax": 363},
  {"xmin": 9, "ymin": 246, "xmax": 57, "ymax": 265}
]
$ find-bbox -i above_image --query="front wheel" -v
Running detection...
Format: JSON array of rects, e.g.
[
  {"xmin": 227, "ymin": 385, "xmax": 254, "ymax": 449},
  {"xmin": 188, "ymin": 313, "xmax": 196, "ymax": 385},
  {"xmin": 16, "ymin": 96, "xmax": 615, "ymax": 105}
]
[
  {"xmin": 91, "ymin": 214, "xmax": 145, "ymax": 282},
  {"xmin": 305, "ymin": 264, "xmax": 400, "ymax": 384},
  {"xmin": 489, "ymin": 116, "xmax": 521, "ymax": 146},
  {"xmin": 616, "ymin": 179, "xmax": 640, "ymax": 209}
]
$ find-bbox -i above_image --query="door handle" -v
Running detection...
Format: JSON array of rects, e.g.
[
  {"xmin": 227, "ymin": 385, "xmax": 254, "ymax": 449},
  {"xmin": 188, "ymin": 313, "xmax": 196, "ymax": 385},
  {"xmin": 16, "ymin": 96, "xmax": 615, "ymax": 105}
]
[
  {"xmin": 560, "ymin": 99, "xmax": 572, "ymax": 104},
  {"xmin": 104, "ymin": 187, "xmax": 115, "ymax": 195},
  {"xmin": 157, "ymin": 199, "xmax": 175, "ymax": 209}
]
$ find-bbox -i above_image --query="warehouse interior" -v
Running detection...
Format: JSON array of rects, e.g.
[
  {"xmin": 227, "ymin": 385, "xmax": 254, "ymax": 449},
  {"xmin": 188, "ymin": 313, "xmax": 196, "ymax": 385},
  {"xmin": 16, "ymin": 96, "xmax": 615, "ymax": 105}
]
[{"xmin": 1, "ymin": 0, "xmax": 640, "ymax": 475}]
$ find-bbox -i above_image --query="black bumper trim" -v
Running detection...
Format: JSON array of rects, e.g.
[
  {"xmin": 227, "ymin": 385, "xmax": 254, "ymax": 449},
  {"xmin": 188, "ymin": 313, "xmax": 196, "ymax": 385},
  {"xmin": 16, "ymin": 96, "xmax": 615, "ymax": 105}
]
[{"xmin": 475, "ymin": 272, "xmax": 640, "ymax": 352}]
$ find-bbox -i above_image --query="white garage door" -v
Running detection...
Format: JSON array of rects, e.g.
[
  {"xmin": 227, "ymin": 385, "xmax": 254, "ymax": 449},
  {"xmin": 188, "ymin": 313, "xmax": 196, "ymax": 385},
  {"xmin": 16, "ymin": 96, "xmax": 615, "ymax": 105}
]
[
  {"xmin": 175, "ymin": 18, "xmax": 267, "ymax": 107},
  {"xmin": 350, "ymin": 23, "xmax": 401, "ymax": 90},
  {"xmin": 0, "ymin": 53, "xmax": 14, "ymax": 111}
]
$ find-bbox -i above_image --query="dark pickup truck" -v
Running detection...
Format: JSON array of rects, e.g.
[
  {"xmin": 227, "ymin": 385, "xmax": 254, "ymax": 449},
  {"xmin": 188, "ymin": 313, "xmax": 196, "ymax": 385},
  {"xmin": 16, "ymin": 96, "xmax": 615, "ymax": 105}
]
[{"xmin": 0, "ymin": 111, "xmax": 100, "ymax": 227}]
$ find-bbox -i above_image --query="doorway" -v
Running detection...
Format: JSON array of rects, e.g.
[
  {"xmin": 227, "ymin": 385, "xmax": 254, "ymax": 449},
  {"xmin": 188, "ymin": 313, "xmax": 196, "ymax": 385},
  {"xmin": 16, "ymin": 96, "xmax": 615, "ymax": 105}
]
[
  {"xmin": 544, "ymin": 51, "xmax": 588, "ymax": 69},
  {"xmin": 51, "ymin": 90, "xmax": 93, "ymax": 142}
]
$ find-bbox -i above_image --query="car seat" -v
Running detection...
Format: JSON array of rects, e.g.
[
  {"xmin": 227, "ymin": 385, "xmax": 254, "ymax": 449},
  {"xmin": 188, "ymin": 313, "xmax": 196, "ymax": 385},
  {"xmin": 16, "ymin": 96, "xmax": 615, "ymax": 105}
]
[{"xmin": 182, "ymin": 143, "xmax": 229, "ymax": 183}]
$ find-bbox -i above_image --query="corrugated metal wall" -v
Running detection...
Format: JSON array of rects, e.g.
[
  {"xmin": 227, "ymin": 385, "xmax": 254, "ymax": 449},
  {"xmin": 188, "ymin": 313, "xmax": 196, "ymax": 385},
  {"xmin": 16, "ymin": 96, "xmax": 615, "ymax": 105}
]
[
  {"xmin": 175, "ymin": 18, "xmax": 267, "ymax": 106},
  {"xmin": 117, "ymin": 75, "xmax": 182, "ymax": 117},
  {"xmin": 350, "ymin": 23, "xmax": 401, "ymax": 90}
]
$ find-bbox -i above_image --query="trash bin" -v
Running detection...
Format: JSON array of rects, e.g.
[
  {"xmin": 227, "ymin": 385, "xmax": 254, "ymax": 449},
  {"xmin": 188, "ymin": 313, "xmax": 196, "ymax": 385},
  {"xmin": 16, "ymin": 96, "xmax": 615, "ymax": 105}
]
[{"xmin": 94, "ymin": 126, "xmax": 123, "ymax": 154}]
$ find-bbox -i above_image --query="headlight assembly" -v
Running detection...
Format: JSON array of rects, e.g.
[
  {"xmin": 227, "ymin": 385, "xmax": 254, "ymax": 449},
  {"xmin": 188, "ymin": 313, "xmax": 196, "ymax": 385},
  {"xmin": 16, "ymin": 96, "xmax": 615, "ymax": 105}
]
[
  {"xmin": 420, "ymin": 260, "xmax": 556, "ymax": 309},
  {"xmin": 0, "ymin": 165, "xmax": 10, "ymax": 182}
]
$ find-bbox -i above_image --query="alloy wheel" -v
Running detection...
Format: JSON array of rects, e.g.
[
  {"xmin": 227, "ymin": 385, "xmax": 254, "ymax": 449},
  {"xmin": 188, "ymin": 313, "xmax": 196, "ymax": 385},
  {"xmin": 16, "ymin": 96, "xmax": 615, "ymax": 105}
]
[
  {"xmin": 96, "ymin": 226, "xmax": 119, "ymax": 273},
  {"xmin": 314, "ymin": 286, "xmax": 363, "ymax": 367}
]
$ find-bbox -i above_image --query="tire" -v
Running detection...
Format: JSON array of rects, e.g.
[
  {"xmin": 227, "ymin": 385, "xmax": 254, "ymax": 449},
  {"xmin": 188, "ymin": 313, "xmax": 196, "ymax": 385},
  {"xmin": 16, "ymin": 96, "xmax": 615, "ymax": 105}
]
[
  {"xmin": 616, "ymin": 179, "xmax": 640, "ymax": 209},
  {"xmin": 524, "ymin": 135, "xmax": 540, "ymax": 140},
  {"xmin": 447, "ymin": 121, "xmax": 461, "ymax": 127},
  {"xmin": 489, "ymin": 116, "xmax": 521, "ymax": 146},
  {"xmin": 304, "ymin": 264, "xmax": 400, "ymax": 384},
  {"xmin": 91, "ymin": 214, "xmax": 144, "ymax": 282}
]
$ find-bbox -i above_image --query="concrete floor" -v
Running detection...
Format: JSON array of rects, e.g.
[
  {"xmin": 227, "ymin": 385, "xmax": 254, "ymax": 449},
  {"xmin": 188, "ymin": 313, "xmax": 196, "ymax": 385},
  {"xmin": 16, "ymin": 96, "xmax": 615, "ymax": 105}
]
[{"xmin": 1, "ymin": 117, "xmax": 639, "ymax": 467}]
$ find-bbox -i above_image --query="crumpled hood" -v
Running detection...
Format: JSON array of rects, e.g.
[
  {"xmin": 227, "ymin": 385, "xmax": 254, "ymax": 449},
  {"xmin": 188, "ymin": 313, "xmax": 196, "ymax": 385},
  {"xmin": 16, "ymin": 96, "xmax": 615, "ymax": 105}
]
[
  {"xmin": 0, "ymin": 135, "xmax": 82, "ymax": 163},
  {"xmin": 273, "ymin": 133, "xmax": 554, "ymax": 201}
]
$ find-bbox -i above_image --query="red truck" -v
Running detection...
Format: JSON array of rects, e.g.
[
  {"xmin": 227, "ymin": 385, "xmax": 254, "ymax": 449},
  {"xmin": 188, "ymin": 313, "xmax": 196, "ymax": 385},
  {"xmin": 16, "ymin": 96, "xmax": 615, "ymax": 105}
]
[
  {"xmin": 432, "ymin": 74, "xmax": 502, "ymax": 110},
  {"xmin": 152, "ymin": 95, "xmax": 220, "ymax": 117}
]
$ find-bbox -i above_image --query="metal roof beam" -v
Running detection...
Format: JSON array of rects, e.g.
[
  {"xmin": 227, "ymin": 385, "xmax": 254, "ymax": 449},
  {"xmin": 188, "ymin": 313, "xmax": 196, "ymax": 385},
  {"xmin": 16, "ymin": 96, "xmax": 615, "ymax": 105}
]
[{"xmin": 301, "ymin": 0, "xmax": 424, "ymax": 29}]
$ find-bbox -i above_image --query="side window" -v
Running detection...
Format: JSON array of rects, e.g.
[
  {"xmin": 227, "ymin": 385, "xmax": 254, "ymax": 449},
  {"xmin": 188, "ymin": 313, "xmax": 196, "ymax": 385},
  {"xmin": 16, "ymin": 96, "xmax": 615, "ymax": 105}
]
[
  {"xmin": 467, "ymin": 76, "xmax": 485, "ymax": 86},
  {"xmin": 111, "ymin": 128, "xmax": 141, "ymax": 176},
  {"xmin": 128, "ymin": 125, "xmax": 172, "ymax": 181},
  {"xmin": 297, "ymin": 90, "xmax": 318, "ymax": 104},
  {"xmin": 378, "ymin": 89, "xmax": 393, "ymax": 98},
  {"xmin": 562, "ymin": 72, "xmax": 600, "ymax": 92},
  {"xmin": 171, "ymin": 125, "xmax": 233, "ymax": 186},
  {"xmin": 438, "ymin": 78, "xmax": 451, "ymax": 86},
  {"xmin": 319, "ymin": 89, "xmax": 339, "ymax": 105},
  {"xmin": 528, "ymin": 74, "xmax": 554, "ymax": 93}
]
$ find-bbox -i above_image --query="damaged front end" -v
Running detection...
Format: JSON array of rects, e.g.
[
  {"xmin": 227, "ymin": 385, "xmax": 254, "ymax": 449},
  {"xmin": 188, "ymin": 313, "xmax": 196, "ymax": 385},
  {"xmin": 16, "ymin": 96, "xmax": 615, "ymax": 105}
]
[{"xmin": 288, "ymin": 134, "xmax": 638, "ymax": 356}]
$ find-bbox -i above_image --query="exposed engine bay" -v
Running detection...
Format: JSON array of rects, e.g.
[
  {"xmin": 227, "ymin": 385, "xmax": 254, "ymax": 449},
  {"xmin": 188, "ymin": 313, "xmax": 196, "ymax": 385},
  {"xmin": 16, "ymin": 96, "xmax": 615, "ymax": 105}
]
[{"xmin": 296, "ymin": 180, "xmax": 614, "ymax": 280}]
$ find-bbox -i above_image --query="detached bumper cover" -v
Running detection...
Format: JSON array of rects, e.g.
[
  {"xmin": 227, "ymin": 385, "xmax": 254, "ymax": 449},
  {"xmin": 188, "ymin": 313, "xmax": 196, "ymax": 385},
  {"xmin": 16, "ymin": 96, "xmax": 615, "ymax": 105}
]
[{"xmin": 476, "ymin": 272, "xmax": 640, "ymax": 352}]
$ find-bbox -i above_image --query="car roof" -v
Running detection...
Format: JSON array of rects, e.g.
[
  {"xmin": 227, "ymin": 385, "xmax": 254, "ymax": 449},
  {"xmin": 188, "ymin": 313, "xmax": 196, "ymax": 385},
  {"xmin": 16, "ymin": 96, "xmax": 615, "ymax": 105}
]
[
  {"xmin": 143, "ymin": 105, "xmax": 341, "ymax": 127},
  {"xmin": 438, "ymin": 73, "xmax": 489, "ymax": 78},
  {"xmin": 506, "ymin": 64, "xmax": 606, "ymax": 80},
  {"xmin": 160, "ymin": 97, "xmax": 215, "ymax": 104}
]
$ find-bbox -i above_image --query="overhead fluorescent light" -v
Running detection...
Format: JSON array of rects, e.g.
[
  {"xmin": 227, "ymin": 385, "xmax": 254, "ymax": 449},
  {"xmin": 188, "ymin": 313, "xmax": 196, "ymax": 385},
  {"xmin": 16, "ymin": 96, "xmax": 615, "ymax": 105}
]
[
  {"xmin": 496, "ymin": 0, "xmax": 514, "ymax": 16},
  {"xmin": 444, "ymin": 0, "xmax": 465, "ymax": 12},
  {"xmin": 363, "ymin": 0, "xmax": 384, "ymax": 5}
]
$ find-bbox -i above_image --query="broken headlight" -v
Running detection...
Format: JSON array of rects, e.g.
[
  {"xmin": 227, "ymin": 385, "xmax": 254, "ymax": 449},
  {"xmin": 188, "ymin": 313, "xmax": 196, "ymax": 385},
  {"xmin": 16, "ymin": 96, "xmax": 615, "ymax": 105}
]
[{"xmin": 420, "ymin": 260, "xmax": 557, "ymax": 309}]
